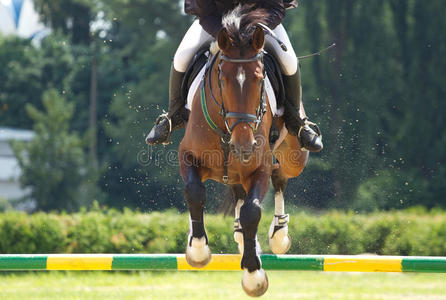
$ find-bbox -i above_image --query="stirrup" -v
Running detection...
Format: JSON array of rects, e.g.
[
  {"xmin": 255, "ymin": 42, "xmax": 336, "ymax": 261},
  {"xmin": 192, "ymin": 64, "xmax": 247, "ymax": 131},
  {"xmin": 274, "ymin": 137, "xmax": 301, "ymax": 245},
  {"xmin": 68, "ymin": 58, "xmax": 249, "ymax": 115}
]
[
  {"xmin": 156, "ymin": 111, "xmax": 172, "ymax": 146},
  {"xmin": 297, "ymin": 119, "xmax": 321, "ymax": 150}
]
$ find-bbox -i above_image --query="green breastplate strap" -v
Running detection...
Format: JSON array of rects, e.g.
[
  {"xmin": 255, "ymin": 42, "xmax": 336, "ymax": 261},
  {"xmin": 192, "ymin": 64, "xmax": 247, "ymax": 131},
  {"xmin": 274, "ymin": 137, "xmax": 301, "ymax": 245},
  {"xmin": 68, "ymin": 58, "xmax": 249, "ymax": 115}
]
[{"xmin": 199, "ymin": 79, "xmax": 230, "ymax": 184}]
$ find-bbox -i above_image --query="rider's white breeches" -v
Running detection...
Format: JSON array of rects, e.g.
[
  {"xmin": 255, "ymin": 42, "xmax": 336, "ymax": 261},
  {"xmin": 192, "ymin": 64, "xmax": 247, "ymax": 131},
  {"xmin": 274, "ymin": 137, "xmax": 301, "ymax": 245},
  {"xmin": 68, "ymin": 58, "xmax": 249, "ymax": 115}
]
[
  {"xmin": 264, "ymin": 24, "xmax": 298, "ymax": 75},
  {"xmin": 173, "ymin": 20, "xmax": 298, "ymax": 76},
  {"xmin": 173, "ymin": 20, "xmax": 214, "ymax": 72}
]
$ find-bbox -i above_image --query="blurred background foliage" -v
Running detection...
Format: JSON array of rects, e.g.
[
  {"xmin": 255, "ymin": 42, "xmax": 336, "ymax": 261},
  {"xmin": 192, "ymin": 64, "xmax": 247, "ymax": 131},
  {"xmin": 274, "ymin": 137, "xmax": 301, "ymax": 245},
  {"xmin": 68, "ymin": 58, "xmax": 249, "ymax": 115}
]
[
  {"xmin": 0, "ymin": 0, "xmax": 445, "ymax": 213},
  {"xmin": 1, "ymin": 207, "xmax": 446, "ymax": 255}
]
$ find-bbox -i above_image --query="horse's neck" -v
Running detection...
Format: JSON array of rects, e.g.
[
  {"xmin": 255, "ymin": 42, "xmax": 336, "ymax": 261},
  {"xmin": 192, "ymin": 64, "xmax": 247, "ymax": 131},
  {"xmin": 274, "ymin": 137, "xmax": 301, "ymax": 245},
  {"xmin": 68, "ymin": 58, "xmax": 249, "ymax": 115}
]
[{"xmin": 203, "ymin": 57, "xmax": 226, "ymax": 130}]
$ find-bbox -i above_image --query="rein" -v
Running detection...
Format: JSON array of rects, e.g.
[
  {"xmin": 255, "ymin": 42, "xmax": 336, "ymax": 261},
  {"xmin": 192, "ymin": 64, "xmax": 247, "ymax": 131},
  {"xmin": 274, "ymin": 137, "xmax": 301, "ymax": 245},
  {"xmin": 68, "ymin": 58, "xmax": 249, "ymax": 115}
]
[{"xmin": 200, "ymin": 50, "xmax": 267, "ymax": 184}]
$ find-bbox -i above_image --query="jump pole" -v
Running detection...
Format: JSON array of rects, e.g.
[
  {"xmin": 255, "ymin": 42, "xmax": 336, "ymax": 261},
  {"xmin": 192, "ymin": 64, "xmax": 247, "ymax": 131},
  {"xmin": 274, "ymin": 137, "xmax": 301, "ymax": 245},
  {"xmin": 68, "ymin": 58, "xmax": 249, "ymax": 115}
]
[{"xmin": 0, "ymin": 254, "xmax": 445, "ymax": 273}]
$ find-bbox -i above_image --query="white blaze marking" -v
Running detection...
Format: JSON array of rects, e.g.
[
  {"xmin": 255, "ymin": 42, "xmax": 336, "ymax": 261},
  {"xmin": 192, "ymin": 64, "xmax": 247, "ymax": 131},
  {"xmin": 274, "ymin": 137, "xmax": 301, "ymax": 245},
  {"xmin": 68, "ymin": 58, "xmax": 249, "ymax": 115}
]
[{"xmin": 236, "ymin": 66, "xmax": 246, "ymax": 92}]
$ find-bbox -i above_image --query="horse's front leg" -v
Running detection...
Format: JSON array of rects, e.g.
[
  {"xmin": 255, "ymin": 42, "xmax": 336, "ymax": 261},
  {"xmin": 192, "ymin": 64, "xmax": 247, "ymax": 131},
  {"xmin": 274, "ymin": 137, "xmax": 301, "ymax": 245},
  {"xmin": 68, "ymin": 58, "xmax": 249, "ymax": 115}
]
[
  {"xmin": 268, "ymin": 168, "xmax": 291, "ymax": 254},
  {"xmin": 231, "ymin": 184, "xmax": 246, "ymax": 254},
  {"xmin": 240, "ymin": 171, "xmax": 270, "ymax": 297},
  {"xmin": 182, "ymin": 164, "xmax": 211, "ymax": 268}
]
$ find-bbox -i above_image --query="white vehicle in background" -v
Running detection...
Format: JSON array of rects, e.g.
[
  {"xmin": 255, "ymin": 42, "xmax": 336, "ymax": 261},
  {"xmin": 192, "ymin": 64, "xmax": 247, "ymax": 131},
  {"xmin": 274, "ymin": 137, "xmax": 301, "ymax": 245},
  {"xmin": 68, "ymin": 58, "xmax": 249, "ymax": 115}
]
[
  {"xmin": 0, "ymin": 0, "xmax": 49, "ymax": 40},
  {"xmin": 0, "ymin": 127, "xmax": 34, "ymax": 208}
]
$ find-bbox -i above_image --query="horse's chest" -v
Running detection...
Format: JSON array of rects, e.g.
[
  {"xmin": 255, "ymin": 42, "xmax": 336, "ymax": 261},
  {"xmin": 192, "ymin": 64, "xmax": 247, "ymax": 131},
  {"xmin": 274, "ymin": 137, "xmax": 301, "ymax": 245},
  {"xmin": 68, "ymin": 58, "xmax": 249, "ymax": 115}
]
[{"xmin": 198, "ymin": 149, "xmax": 262, "ymax": 180}]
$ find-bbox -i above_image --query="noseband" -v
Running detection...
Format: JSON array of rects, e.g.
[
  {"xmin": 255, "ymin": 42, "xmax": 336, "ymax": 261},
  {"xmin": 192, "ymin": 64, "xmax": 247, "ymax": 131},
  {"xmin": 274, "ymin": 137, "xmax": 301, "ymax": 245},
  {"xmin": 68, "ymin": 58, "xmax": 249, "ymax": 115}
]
[{"xmin": 205, "ymin": 50, "xmax": 267, "ymax": 135}]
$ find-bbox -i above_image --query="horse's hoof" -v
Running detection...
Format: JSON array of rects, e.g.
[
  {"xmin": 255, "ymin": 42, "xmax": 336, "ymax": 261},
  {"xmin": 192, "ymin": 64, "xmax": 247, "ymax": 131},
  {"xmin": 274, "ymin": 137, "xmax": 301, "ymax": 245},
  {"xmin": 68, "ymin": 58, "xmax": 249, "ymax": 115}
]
[
  {"xmin": 185, "ymin": 236, "xmax": 212, "ymax": 268},
  {"xmin": 241, "ymin": 269, "xmax": 269, "ymax": 297},
  {"xmin": 269, "ymin": 227, "xmax": 291, "ymax": 254},
  {"xmin": 234, "ymin": 231, "xmax": 244, "ymax": 254}
]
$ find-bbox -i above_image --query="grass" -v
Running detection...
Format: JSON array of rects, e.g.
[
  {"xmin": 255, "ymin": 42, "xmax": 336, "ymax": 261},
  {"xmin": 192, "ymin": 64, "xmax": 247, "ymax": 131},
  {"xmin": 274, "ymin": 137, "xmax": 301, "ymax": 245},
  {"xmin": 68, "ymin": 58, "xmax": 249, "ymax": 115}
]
[{"xmin": 0, "ymin": 271, "xmax": 445, "ymax": 299}]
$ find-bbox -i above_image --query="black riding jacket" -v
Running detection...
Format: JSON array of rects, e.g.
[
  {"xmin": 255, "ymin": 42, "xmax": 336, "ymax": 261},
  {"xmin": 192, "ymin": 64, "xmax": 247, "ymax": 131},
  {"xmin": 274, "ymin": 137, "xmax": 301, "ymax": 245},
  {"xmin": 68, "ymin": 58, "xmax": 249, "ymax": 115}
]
[{"xmin": 184, "ymin": 0, "xmax": 298, "ymax": 37}]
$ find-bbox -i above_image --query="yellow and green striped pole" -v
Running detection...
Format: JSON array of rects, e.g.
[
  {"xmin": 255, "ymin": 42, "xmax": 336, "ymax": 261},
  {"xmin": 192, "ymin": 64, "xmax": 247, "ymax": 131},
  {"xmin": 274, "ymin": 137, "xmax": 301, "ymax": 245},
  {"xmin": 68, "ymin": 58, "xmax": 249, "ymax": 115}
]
[{"xmin": 0, "ymin": 254, "xmax": 445, "ymax": 272}]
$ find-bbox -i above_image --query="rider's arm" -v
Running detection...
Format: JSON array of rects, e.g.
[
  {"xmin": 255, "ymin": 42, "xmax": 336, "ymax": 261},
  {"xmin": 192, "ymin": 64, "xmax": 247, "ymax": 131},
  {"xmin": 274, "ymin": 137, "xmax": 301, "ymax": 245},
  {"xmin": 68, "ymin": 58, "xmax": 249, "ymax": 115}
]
[
  {"xmin": 185, "ymin": 0, "xmax": 222, "ymax": 37},
  {"xmin": 198, "ymin": 14, "xmax": 222, "ymax": 38},
  {"xmin": 257, "ymin": 0, "xmax": 286, "ymax": 30},
  {"xmin": 283, "ymin": 0, "xmax": 298, "ymax": 9}
]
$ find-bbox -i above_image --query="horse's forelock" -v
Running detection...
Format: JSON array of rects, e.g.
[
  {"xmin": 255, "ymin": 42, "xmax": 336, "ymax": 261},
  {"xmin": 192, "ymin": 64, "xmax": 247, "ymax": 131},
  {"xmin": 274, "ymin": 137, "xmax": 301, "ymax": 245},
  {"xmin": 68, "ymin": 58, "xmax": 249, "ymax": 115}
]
[{"xmin": 221, "ymin": 4, "xmax": 268, "ymax": 50}]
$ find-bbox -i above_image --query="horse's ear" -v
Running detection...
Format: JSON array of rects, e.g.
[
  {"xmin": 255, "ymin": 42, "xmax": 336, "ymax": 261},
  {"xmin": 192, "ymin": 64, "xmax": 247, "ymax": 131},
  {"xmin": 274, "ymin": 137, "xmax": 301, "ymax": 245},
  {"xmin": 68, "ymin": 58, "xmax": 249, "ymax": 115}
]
[
  {"xmin": 218, "ymin": 28, "xmax": 232, "ymax": 52},
  {"xmin": 252, "ymin": 26, "xmax": 265, "ymax": 51}
]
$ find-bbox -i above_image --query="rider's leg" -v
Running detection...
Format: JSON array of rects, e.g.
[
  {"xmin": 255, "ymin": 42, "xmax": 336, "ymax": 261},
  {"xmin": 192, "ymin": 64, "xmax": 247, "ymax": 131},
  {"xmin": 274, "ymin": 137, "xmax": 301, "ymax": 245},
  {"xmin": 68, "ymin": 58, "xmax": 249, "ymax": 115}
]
[
  {"xmin": 264, "ymin": 24, "xmax": 323, "ymax": 152},
  {"xmin": 146, "ymin": 20, "xmax": 214, "ymax": 145}
]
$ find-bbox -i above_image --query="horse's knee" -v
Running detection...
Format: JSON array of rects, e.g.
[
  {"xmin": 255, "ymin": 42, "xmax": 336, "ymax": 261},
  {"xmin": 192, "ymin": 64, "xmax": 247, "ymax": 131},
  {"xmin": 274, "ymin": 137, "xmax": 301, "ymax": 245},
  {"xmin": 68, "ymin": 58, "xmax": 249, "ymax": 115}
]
[
  {"xmin": 271, "ymin": 169, "xmax": 287, "ymax": 192},
  {"xmin": 239, "ymin": 199, "xmax": 261, "ymax": 234},
  {"xmin": 184, "ymin": 177, "xmax": 206, "ymax": 238},
  {"xmin": 184, "ymin": 180, "xmax": 205, "ymax": 209}
]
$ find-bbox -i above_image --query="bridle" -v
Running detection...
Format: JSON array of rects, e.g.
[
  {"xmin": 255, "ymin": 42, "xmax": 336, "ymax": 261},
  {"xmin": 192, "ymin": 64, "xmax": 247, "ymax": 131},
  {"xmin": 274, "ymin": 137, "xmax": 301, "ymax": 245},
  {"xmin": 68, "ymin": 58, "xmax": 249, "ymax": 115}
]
[
  {"xmin": 200, "ymin": 22, "xmax": 289, "ymax": 138},
  {"xmin": 204, "ymin": 50, "xmax": 267, "ymax": 136},
  {"xmin": 199, "ymin": 49, "xmax": 267, "ymax": 184}
]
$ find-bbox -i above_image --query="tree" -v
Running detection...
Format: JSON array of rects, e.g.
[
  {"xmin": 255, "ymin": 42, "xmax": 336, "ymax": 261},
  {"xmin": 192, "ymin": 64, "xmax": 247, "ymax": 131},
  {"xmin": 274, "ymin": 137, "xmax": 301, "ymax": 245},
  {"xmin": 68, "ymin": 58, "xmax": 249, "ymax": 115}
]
[
  {"xmin": 33, "ymin": 0, "xmax": 96, "ymax": 45},
  {"xmin": 284, "ymin": 0, "xmax": 446, "ymax": 210},
  {"xmin": 11, "ymin": 89, "xmax": 97, "ymax": 211},
  {"xmin": 0, "ymin": 33, "xmax": 75, "ymax": 129},
  {"xmin": 100, "ymin": 0, "xmax": 192, "ymax": 209},
  {"xmin": 0, "ymin": 35, "xmax": 43, "ymax": 128}
]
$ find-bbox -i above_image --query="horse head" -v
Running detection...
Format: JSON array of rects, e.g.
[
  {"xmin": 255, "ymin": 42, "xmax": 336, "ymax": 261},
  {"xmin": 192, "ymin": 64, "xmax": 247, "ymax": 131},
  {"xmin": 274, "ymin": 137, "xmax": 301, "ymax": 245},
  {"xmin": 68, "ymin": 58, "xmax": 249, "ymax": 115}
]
[{"xmin": 217, "ymin": 21, "xmax": 266, "ymax": 163}]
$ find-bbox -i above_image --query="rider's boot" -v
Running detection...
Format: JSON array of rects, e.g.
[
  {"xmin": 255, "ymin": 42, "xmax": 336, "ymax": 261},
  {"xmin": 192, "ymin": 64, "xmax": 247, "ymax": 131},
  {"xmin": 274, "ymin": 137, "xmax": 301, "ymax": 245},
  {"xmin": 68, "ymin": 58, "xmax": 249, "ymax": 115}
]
[
  {"xmin": 282, "ymin": 69, "xmax": 323, "ymax": 152},
  {"xmin": 146, "ymin": 65, "xmax": 186, "ymax": 145}
]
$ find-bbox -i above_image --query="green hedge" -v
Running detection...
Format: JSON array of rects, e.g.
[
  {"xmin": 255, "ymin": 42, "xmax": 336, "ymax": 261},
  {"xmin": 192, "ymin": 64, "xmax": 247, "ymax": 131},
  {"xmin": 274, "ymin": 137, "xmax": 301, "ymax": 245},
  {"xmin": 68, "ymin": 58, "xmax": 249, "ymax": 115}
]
[{"xmin": 0, "ymin": 208, "xmax": 445, "ymax": 255}]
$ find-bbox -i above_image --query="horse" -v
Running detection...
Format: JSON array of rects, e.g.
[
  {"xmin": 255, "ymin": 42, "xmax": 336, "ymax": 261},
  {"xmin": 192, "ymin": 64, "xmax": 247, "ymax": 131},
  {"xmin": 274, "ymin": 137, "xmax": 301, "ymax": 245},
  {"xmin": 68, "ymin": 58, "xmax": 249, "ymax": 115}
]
[{"xmin": 178, "ymin": 6, "xmax": 308, "ymax": 297}]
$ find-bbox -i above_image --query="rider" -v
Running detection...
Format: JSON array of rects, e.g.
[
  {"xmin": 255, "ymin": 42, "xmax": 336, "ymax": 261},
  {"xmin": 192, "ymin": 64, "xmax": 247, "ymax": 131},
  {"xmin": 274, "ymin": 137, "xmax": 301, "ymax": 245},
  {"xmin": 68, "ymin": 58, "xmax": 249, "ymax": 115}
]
[{"xmin": 146, "ymin": 0, "xmax": 323, "ymax": 152}]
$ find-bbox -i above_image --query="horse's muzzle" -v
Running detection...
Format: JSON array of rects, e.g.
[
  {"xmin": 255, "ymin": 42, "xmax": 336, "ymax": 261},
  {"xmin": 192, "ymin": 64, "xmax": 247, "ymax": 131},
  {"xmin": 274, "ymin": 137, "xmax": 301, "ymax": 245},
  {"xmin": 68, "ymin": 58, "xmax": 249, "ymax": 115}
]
[{"xmin": 230, "ymin": 140, "xmax": 257, "ymax": 163}]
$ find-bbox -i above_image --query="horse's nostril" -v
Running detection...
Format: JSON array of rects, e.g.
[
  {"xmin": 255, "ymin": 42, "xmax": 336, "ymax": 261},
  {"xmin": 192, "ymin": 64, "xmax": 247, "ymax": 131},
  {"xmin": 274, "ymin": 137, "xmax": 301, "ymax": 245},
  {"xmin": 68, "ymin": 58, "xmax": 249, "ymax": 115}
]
[
  {"xmin": 230, "ymin": 143, "xmax": 236, "ymax": 153},
  {"xmin": 241, "ymin": 150, "xmax": 253, "ymax": 162}
]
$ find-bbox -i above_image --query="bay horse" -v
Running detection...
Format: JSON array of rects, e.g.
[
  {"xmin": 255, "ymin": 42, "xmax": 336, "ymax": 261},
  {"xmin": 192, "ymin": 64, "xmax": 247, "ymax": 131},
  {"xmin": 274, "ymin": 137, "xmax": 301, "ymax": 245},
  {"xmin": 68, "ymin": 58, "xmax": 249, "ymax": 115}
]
[{"xmin": 178, "ymin": 6, "xmax": 308, "ymax": 297}]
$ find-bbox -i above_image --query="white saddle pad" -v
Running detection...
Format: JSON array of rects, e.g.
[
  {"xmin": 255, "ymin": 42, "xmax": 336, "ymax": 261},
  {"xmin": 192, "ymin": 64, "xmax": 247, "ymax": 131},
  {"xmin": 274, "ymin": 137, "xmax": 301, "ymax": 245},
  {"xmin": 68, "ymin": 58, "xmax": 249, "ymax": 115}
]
[{"xmin": 185, "ymin": 66, "xmax": 283, "ymax": 117}]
